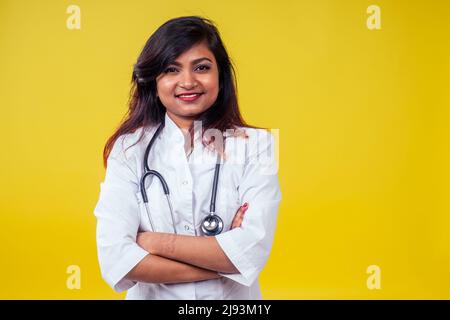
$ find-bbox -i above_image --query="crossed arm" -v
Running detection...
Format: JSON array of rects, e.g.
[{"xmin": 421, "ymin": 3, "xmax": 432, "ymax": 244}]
[{"xmin": 124, "ymin": 204, "xmax": 248, "ymax": 284}]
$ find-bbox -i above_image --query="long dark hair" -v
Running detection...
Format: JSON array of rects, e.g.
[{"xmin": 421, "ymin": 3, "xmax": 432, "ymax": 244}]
[{"xmin": 103, "ymin": 16, "xmax": 257, "ymax": 168}]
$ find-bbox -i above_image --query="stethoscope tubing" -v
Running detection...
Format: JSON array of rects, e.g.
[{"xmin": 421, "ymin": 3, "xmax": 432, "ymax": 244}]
[{"xmin": 140, "ymin": 120, "xmax": 223, "ymax": 236}]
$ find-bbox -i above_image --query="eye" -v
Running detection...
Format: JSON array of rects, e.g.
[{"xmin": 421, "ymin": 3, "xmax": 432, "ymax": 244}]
[
  {"xmin": 196, "ymin": 64, "xmax": 211, "ymax": 72},
  {"xmin": 164, "ymin": 67, "xmax": 178, "ymax": 74}
]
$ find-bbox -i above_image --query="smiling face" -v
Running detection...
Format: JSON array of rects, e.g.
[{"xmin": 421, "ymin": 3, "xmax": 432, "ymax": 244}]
[{"xmin": 156, "ymin": 41, "xmax": 220, "ymax": 130}]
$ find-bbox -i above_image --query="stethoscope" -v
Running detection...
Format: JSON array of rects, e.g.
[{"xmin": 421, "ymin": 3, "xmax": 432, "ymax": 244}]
[{"xmin": 140, "ymin": 121, "xmax": 224, "ymax": 236}]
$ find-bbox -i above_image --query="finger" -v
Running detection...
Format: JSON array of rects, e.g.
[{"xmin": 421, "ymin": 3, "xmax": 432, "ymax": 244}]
[
  {"xmin": 235, "ymin": 203, "xmax": 248, "ymax": 216},
  {"xmin": 231, "ymin": 203, "xmax": 249, "ymax": 228},
  {"xmin": 231, "ymin": 213, "xmax": 242, "ymax": 228},
  {"xmin": 232, "ymin": 205, "xmax": 245, "ymax": 221},
  {"xmin": 231, "ymin": 209, "xmax": 244, "ymax": 228},
  {"xmin": 232, "ymin": 205, "xmax": 249, "ymax": 228},
  {"xmin": 233, "ymin": 215, "xmax": 244, "ymax": 229},
  {"xmin": 235, "ymin": 204, "xmax": 245, "ymax": 214}
]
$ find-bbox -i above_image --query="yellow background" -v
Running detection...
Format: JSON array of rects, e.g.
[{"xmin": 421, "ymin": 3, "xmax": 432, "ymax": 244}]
[{"xmin": 0, "ymin": 0, "xmax": 449, "ymax": 299}]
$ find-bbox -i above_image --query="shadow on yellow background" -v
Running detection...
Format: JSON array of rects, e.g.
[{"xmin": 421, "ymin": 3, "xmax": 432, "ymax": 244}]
[{"xmin": 0, "ymin": 0, "xmax": 449, "ymax": 299}]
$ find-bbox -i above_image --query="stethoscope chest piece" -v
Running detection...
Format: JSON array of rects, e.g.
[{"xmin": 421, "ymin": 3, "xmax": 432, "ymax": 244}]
[{"xmin": 201, "ymin": 213, "xmax": 224, "ymax": 236}]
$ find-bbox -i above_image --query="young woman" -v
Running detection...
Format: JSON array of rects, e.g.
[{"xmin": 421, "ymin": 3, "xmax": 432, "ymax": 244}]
[{"xmin": 94, "ymin": 16, "xmax": 281, "ymax": 299}]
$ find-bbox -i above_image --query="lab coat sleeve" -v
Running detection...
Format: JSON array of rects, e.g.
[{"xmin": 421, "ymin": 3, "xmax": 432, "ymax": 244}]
[
  {"xmin": 215, "ymin": 129, "xmax": 282, "ymax": 287},
  {"xmin": 93, "ymin": 137, "xmax": 149, "ymax": 292}
]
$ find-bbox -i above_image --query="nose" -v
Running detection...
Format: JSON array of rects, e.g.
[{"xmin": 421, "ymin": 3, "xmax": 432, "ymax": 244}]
[{"xmin": 178, "ymin": 69, "xmax": 198, "ymax": 89}]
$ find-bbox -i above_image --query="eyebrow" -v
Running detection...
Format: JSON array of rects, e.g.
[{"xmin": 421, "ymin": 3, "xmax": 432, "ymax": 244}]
[{"xmin": 170, "ymin": 57, "xmax": 213, "ymax": 67}]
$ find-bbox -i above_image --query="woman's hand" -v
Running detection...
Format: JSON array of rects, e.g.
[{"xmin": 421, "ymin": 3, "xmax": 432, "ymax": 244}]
[{"xmin": 231, "ymin": 202, "xmax": 248, "ymax": 229}]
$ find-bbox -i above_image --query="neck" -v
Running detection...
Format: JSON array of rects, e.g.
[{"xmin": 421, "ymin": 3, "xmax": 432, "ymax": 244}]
[{"xmin": 166, "ymin": 111, "xmax": 195, "ymax": 132}]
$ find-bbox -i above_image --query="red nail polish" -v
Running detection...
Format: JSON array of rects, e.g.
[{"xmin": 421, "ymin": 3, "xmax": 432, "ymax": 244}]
[{"xmin": 243, "ymin": 202, "xmax": 248, "ymax": 208}]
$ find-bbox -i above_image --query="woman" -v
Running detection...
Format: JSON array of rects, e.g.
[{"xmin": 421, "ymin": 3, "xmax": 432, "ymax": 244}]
[{"xmin": 94, "ymin": 16, "xmax": 282, "ymax": 299}]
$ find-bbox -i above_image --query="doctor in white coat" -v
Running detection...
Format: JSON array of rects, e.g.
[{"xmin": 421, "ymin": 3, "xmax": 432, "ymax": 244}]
[{"xmin": 93, "ymin": 16, "xmax": 282, "ymax": 299}]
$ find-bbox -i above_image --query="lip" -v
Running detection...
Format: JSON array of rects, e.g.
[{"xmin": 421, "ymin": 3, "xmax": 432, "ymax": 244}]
[
  {"xmin": 175, "ymin": 91, "xmax": 204, "ymax": 97},
  {"xmin": 175, "ymin": 92, "xmax": 204, "ymax": 102}
]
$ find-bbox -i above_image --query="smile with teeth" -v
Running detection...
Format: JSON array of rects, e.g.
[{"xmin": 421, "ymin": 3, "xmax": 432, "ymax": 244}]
[
  {"xmin": 176, "ymin": 92, "xmax": 204, "ymax": 101},
  {"xmin": 176, "ymin": 93, "xmax": 203, "ymax": 97}
]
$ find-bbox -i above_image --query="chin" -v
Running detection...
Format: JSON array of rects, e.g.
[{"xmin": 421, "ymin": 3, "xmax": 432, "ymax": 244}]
[{"xmin": 176, "ymin": 105, "xmax": 209, "ymax": 116}]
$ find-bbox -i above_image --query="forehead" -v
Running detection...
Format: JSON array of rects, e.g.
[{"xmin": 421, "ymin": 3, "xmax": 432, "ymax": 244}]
[{"xmin": 173, "ymin": 42, "xmax": 216, "ymax": 63}]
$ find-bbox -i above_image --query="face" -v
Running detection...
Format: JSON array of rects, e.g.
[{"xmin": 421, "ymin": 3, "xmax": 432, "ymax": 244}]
[{"xmin": 156, "ymin": 41, "xmax": 220, "ymax": 127}]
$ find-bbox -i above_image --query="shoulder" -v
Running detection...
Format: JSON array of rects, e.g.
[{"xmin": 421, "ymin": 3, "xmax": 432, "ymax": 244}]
[
  {"xmin": 223, "ymin": 126, "xmax": 276, "ymax": 166},
  {"xmin": 227, "ymin": 126, "xmax": 275, "ymax": 152},
  {"xmin": 225, "ymin": 126, "xmax": 273, "ymax": 140}
]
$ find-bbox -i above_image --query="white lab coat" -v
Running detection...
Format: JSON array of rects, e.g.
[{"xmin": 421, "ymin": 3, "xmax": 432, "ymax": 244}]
[{"xmin": 93, "ymin": 112, "xmax": 282, "ymax": 299}]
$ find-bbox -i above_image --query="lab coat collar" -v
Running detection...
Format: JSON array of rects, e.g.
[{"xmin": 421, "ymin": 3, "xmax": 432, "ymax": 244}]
[
  {"xmin": 161, "ymin": 112, "xmax": 186, "ymax": 143},
  {"xmin": 161, "ymin": 112, "xmax": 206, "ymax": 145}
]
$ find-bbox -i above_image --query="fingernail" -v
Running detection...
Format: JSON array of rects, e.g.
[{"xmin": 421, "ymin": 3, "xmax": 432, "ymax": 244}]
[{"xmin": 243, "ymin": 202, "xmax": 248, "ymax": 208}]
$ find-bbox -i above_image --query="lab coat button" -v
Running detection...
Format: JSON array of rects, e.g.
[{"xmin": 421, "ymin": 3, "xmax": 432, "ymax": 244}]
[
  {"xmin": 184, "ymin": 225, "xmax": 190, "ymax": 231},
  {"xmin": 182, "ymin": 180, "xmax": 188, "ymax": 185}
]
